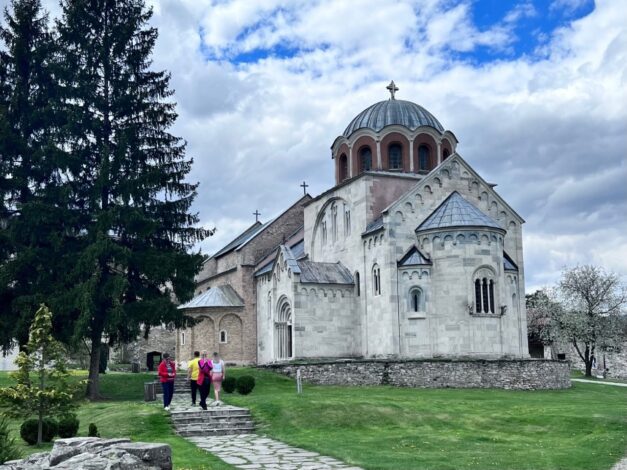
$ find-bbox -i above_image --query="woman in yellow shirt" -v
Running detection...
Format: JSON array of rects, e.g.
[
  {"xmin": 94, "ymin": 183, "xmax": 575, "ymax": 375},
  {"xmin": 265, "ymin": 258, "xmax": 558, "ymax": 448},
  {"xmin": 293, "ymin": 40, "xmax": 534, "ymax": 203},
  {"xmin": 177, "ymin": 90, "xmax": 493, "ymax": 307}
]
[{"xmin": 186, "ymin": 351, "xmax": 200, "ymax": 406}]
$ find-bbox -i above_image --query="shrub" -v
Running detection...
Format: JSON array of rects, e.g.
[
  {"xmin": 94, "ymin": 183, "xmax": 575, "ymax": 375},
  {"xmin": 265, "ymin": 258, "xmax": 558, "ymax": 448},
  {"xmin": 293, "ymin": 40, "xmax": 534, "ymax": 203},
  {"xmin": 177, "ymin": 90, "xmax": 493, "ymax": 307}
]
[
  {"xmin": 222, "ymin": 376, "xmax": 237, "ymax": 393},
  {"xmin": 20, "ymin": 418, "xmax": 58, "ymax": 445},
  {"xmin": 0, "ymin": 417, "xmax": 21, "ymax": 464},
  {"xmin": 88, "ymin": 423, "xmax": 100, "ymax": 437},
  {"xmin": 57, "ymin": 414, "xmax": 79, "ymax": 438},
  {"xmin": 235, "ymin": 375, "xmax": 255, "ymax": 395}
]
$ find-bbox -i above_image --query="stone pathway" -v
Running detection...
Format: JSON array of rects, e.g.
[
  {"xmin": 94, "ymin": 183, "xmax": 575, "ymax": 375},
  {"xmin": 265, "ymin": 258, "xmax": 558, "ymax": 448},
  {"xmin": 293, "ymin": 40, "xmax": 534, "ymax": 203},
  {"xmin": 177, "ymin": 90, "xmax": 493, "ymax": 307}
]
[
  {"xmin": 572, "ymin": 378, "xmax": 627, "ymax": 387},
  {"xmin": 162, "ymin": 394, "xmax": 363, "ymax": 469},
  {"xmin": 187, "ymin": 434, "xmax": 363, "ymax": 470}
]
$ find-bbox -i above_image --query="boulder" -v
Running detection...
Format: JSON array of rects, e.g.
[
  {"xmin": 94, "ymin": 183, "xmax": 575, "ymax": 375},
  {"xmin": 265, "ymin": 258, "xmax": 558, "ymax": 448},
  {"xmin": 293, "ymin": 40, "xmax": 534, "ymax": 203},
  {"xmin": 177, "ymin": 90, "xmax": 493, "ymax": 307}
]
[{"xmin": 0, "ymin": 438, "xmax": 171, "ymax": 470}]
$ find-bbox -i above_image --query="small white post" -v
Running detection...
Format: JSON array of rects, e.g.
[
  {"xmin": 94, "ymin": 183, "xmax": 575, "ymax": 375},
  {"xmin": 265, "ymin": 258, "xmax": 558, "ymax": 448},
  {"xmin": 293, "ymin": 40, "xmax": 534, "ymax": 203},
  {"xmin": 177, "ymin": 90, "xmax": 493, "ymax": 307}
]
[{"xmin": 296, "ymin": 368, "xmax": 302, "ymax": 394}]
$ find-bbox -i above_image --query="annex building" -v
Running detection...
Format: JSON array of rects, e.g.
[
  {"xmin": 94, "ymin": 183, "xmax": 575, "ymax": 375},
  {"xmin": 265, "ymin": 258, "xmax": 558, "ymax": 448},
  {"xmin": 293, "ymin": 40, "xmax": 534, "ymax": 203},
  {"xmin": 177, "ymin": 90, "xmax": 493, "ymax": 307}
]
[{"xmin": 176, "ymin": 82, "xmax": 529, "ymax": 366}]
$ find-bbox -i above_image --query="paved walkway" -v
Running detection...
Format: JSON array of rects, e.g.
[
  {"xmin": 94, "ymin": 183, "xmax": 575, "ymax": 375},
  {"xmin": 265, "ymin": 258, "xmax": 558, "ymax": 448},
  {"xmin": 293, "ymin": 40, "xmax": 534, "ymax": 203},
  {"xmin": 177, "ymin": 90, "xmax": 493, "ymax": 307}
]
[
  {"xmin": 572, "ymin": 378, "xmax": 627, "ymax": 387},
  {"xmin": 164, "ymin": 394, "xmax": 363, "ymax": 469},
  {"xmin": 188, "ymin": 434, "xmax": 363, "ymax": 470}
]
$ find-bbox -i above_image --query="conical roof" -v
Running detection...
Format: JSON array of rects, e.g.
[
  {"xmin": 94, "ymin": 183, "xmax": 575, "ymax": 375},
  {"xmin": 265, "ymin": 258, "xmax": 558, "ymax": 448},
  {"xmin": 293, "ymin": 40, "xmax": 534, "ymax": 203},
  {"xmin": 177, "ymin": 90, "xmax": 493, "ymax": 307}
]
[{"xmin": 416, "ymin": 192, "xmax": 503, "ymax": 232}]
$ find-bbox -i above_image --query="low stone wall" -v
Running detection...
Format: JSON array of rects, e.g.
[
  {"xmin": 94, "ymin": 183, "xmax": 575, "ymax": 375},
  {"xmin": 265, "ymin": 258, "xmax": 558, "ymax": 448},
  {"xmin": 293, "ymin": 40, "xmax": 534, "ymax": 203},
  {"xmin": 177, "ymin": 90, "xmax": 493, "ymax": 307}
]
[
  {"xmin": 0, "ymin": 437, "xmax": 172, "ymax": 470},
  {"xmin": 263, "ymin": 358, "xmax": 571, "ymax": 390}
]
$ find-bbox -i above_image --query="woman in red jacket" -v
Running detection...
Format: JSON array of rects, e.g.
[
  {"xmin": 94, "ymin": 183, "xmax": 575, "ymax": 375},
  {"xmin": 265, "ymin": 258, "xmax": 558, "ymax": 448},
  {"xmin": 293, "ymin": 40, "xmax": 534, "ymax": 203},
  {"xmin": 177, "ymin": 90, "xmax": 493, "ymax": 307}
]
[{"xmin": 157, "ymin": 352, "xmax": 176, "ymax": 410}]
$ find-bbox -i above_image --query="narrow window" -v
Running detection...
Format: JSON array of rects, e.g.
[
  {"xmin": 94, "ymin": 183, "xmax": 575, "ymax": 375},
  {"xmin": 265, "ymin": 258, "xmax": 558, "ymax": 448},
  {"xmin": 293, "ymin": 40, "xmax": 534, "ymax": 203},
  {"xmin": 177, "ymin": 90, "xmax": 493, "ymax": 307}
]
[
  {"xmin": 344, "ymin": 208, "xmax": 351, "ymax": 236},
  {"xmin": 410, "ymin": 289, "xmax": 422, "ymax": 312},
  {"xmin": 339, "ymin": 154, "xmax": 348, "ymax": 181},
  {"xmin": 373, "ymin": 265, "xmax": 381, "ymax": 296},
  {"xmin": 443, "ymin": 148, "xmax": 450, "ymax": 160},
  {"xmin": 360, "ymin": 147, "xmax": 372, "ymax": 172},
  {"xmin": 419, "ymin": 145, "xmax": 430, "ymax": 171},
  {"xmin": 219, "ymin": 330, "xmax": 227, "ymax": 343},
  {"xmin": 475, "ymin": 279, "xmax": 482, "ymax": 313},
  {"xmin": 180, "ymin": 332, "xmax": 185, "ymax": 345},
  {"xmin": 355, "ymin": 272, "xmax": 360, "ymax": 296},
  {"xmin": 489, "ymin": 280, "xmax": 495, "ymax": 314},
  {"xmin": 482, "ymin": 278, "xmax": 489, "ymax": 313},
  {"xmin": 332, "ymin": 205, "xmax": 338, "ymax": 242},
  {"xmin": 389, "ymin": 144, "xmax": 402, "ymax": 170}
]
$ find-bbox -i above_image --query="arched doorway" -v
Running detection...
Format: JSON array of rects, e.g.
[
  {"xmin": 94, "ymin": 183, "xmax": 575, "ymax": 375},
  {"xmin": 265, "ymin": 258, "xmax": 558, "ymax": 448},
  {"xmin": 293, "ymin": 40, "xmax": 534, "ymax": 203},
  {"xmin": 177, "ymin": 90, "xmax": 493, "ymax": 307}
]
[
  {"xmin": 146, "ymin": 351, "xmax": 161, "ymax": 372},
  {"xmin": 275, "ymin": 299, "xmax": 293, "ymax": 360}
]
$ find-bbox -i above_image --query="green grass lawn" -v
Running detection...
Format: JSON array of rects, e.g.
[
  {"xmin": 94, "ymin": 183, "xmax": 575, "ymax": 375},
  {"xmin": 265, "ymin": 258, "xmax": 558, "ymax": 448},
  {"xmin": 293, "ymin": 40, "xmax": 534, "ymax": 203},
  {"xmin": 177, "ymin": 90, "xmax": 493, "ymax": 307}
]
[
  {"xmin": 2, "ymin": 368, "xmax": 626, "ymax": 470},
  {"xmin": 221, "ymin": 368, "xmax": 627, "ymax": 470},
  {"xmin": 0, "ymin": 371, "xmax": 233, "ymax": 470}
]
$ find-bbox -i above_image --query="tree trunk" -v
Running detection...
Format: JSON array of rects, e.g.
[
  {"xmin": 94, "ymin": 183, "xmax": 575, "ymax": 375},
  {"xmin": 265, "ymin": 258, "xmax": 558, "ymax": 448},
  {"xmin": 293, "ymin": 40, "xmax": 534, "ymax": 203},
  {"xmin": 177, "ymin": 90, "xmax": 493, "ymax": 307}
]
[
  {"xmin": 86, "ymin": 334, "xmax": 103, "ymax": 400},
  {"xmin": 37, "ymin": 408, "xmax": 43, "ymax": 445},
  {"xmin": 584, "ymin": 345, "xmax": 592, "ymax": 377}
]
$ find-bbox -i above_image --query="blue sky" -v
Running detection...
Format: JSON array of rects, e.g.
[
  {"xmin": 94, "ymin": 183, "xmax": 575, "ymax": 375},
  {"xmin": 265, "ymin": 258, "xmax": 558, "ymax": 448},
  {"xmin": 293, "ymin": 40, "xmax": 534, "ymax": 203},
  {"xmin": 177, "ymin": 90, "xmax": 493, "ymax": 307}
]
[{"xmin": 4, "ymin": 0, "xmax": 625, "ymax": 292}]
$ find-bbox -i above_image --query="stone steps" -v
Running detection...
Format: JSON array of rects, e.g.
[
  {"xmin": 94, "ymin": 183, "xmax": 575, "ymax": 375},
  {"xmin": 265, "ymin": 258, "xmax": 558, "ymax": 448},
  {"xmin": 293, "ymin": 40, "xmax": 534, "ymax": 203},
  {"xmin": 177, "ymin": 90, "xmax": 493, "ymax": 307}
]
[{"xmin": 170, "ymin": 406, "xmax": 254, "ymax": 437}]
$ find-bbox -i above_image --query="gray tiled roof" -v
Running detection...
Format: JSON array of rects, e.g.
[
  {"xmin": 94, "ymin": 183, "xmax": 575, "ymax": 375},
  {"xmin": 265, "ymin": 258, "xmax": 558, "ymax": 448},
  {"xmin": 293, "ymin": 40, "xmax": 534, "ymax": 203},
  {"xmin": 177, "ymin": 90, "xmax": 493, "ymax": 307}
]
[
  {"xmin": 177, "ymin": 285, "xmax": 244, "ymax": 310},
  {"xmin": 363, "ymin": 216, "xmax": 384, "ymax": 236},
  {"xmin": 297, "ymin": 261, "xmax": 354, "ymax": 285},
  {"xmin": 212, "ymin": 222, "xmax": 265, "ymax": 259},
  {"xmin": 416, "ymin": 192, "xmax": 502, "ymax": 232},
  {"xmin": 398, "ymin": 246, "xmax": 432, "ymax": 266},
  {"xmin": 503, "ymin": 252, "xmax": 519, "ymax": 272},
  {"xmin": 343, "ymin": 99, "xmax": 444, "ymax": 137}
]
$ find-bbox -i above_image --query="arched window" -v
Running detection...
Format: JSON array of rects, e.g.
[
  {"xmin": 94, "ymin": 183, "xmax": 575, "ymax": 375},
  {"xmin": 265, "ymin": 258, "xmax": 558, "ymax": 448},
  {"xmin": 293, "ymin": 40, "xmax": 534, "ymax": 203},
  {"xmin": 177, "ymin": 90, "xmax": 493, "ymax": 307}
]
[
  {"xmin": 473, "ymin": 268, "xmax": 496, "ymax": 314},
  {"xmin": 389, "ymin": 144, "xmax": 402, "ymax": 170},
  {"xmin": 360, "ymin": 147, "xmax": 372, "ymax": 173},
  {"xmin": 339, "ymin": 154, "xmax": 348, "ymax": 181},
  {"xmin": 219, "ymin": 330, "xmax": 227, "ymax": 343},
  {"xmin": 409, "ymin": 287, "xmax": 423, "ymax": 312},
  {"xmin": 355, "ymin": 271, "xmax": 360, "ymax": 296},
  {"xmin": 372, "ymin": 264, "xmax": 381, "ymax": 296},
  {"xmin": 275, "ymin": 299, "xmax": 293, "ymax": 360},
  {"xmin": 419, "ymin": 145, "xmax": 430, "ymax": 171},
  {"xmin": 344, "ymin": 207, "xmax": 351, "ymax": 236},
  {"xmin": 443, "ymin": 148, "xmax": 450, "ymax": 160}
]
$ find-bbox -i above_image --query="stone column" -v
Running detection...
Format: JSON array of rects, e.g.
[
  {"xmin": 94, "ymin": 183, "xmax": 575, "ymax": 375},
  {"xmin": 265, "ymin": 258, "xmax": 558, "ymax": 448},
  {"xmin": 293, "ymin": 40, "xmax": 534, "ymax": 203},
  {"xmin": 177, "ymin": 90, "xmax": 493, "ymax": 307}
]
[
  {"xmin": 409, "ymin": 139, "xmax": 415, "ymax": 172},
  {"xmin": 376, "ymin": 140, "xmax": 382, "ymax": 169},
  {"xmin": 437, "ymin": 141, "xmax": 442, "ymax": 166},
  {"xmin": 348, "ymin": 146, "xmax": 353, "ymax": 177}
]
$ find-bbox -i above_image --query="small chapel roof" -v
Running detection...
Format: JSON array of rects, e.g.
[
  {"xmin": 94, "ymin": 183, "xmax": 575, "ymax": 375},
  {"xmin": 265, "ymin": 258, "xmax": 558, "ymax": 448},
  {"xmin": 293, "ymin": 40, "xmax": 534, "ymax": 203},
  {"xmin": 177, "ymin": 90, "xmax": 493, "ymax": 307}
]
[
  {"xmin": 177, "ymin": 285, "xmax": 244, "ymax": 310},
  {"xmin": 398, "ymin": 246, "xmax": 432, "ymax": 266},
  {"xmin": 416, "ymin": 191, "xmax": 503, "ymax": 232},
  {"xmin": 297, "ymin": 261, "xmax": 354, "ymax": 285}
]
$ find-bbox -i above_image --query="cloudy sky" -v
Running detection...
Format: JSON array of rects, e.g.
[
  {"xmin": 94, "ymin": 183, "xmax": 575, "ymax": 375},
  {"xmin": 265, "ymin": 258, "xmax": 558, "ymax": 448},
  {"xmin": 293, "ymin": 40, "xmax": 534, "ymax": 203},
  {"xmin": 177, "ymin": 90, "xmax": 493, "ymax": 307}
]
[{"xmin": 4, "ymin": 0, "xmax": 626, "ymax": 292}]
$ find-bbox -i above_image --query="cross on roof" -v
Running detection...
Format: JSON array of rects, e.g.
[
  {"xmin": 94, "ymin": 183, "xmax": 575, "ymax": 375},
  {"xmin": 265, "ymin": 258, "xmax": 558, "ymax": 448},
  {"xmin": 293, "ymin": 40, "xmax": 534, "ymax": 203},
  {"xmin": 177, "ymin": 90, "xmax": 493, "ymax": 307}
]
[
  {"xmin": 300, "ymin": 181, "xmax": 309, "ymax": 195},
  {"xmin": 386, "ymin": 80, "xmax": 399, "ymax": 100},
  {"xmin": 253, "ymin": 210, "xmax": 261, "ymax": 222}
]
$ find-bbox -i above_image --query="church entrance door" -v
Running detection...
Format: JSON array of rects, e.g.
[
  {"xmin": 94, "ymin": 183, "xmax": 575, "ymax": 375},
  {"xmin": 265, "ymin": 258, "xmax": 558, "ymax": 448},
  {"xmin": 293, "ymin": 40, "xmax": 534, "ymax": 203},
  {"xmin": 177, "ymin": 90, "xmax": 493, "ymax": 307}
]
[{"xmin": 275, "ymin": 299, "xmax": 293, "ymax": 360}]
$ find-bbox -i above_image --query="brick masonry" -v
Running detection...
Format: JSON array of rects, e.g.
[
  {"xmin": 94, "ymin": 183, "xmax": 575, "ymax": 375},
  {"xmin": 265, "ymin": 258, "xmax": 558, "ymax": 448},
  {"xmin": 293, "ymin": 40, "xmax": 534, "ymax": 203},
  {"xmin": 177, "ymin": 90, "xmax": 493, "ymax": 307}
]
[{"xmin": 264, "ymin": 358, "xmax": 571, "ymax": 390}]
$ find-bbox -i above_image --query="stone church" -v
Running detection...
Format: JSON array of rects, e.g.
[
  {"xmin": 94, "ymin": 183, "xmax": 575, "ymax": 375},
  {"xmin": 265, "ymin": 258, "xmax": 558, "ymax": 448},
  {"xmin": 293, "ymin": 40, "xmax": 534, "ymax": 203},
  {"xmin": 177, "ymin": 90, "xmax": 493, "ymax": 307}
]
[{"xmin": 176, "ymin": 82, "xmax": 529, "ymax": 366}]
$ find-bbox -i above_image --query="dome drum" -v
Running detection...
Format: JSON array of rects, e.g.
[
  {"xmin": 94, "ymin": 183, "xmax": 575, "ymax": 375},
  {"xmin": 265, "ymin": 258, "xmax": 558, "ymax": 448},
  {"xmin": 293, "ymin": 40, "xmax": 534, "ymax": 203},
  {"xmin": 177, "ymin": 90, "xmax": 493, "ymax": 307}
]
[{"xmin": 332, "ymin": 88, "xmax": 457, "ymax": 185}]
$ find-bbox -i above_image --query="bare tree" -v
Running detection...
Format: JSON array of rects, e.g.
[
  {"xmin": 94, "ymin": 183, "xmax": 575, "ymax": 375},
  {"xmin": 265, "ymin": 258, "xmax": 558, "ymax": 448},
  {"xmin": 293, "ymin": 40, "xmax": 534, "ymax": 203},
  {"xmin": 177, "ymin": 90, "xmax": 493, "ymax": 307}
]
[{"xmin": 557, "ymin": 265, "xmax": 626, "ymax": 376}]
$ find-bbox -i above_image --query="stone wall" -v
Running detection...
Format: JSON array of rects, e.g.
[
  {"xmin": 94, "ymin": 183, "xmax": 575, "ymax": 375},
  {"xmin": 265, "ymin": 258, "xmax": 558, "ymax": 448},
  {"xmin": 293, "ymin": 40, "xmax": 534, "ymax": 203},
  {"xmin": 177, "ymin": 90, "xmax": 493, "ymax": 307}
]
[
  {"xmin": 263, "ymin": 358, "xmax": 571, "ymax": 390},
  {"xmin": 110, "ymin": 324, "xmax": 175, "ymax": 371}
]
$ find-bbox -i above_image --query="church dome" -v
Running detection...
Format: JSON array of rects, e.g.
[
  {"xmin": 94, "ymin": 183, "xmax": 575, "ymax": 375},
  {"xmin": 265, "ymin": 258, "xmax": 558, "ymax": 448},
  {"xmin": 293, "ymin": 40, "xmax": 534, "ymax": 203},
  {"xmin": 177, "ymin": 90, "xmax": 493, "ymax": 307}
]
[{"xmin": 343, "ymin": 99, "xmax": 444, "ymax": 137}]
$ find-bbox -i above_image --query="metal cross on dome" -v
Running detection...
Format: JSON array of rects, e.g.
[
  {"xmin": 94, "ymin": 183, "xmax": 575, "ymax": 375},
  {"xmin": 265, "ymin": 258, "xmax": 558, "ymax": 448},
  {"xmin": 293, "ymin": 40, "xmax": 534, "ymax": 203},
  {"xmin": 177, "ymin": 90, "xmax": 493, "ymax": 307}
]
[{"xmin": 386, "ymin": 80, "xmax": 399, "ymax": 100}]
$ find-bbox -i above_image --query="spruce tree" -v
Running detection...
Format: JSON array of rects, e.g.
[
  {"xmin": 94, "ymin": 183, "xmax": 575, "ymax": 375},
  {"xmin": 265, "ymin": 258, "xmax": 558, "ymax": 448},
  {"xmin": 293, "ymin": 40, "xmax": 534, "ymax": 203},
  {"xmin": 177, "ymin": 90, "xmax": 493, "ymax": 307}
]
[
  {"xmin": 0, "ymin": 0, "xmax": 65, "ymax": 350},
  {"xmin": 56, "ymin": 0, "xmax": 208, "ymax": 398}
]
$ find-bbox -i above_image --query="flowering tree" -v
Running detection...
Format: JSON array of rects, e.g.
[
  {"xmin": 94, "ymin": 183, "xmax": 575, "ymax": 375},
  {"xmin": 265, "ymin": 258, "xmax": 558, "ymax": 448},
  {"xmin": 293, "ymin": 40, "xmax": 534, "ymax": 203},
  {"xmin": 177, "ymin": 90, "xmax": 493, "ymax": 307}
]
[
  {"xmin": 0, "ymin": 305, "xmax": 84, "ymax": 444},
  {"xmin": 556, "ymin": 266, "xmax": 626, "ymax": 376}
]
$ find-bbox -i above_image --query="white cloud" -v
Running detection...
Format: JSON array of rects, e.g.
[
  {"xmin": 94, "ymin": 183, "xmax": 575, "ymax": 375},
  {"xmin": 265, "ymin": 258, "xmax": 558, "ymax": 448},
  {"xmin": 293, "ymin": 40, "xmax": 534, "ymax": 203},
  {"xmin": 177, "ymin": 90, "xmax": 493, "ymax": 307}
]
[{"xmin": 3, "ymin": 0, "xmax": 625, "ymax": 292}]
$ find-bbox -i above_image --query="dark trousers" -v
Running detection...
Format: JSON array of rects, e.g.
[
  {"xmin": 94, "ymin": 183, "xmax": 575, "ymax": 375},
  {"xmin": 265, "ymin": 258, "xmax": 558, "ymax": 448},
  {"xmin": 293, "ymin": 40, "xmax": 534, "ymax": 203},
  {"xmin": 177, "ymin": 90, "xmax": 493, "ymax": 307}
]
[
  {"xmin": 199, "ymin": 378, "xmax": 211, "ymax": 410},
  {"xmin": 190, "ymin": 379, "xmax": 198, "ymax": 404},
  {"xmin": 162, "ymin": 381, "xmax": 174, "ymax": 408}
]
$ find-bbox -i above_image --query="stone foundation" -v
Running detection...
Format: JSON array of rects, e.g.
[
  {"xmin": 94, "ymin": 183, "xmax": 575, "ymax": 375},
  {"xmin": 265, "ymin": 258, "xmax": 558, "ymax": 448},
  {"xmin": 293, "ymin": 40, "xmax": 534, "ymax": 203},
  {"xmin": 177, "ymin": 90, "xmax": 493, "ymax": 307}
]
[{"xmin": 263, "ymin": 358, "xmax": 571, "ymax": 390}]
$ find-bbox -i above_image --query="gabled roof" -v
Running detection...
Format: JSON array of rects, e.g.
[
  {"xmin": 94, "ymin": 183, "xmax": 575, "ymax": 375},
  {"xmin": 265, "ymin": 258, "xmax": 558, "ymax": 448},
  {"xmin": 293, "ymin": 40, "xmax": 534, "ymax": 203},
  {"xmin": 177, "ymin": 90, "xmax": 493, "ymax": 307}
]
[
  {"xmin": 212, "ymin": 221, "xmax": 264, "ymax": 259},
  {"xmin": 416, "ymin": 191, "xmax": 503, "ymax": 232},
  {"xmin": 178, "ymin": 285, "xmax": 244, "ymax": 310},
  {"xmin": 297, "ymin": 261, "xmax": 354, "ymax": 285},
  {"xmin": 398, "ymin": 246, "xmax": 432, "ymax": 266},
  {"xmin": 254, "ymin": 226, "xmax": 305, "ymax": 277},
  {"xmin": 210, "ymin": 194, "xmax": 311, "ymax": 261},
  {"xmin": 382, "ymin": 153, "xmax": 525, "ymax": 224}
]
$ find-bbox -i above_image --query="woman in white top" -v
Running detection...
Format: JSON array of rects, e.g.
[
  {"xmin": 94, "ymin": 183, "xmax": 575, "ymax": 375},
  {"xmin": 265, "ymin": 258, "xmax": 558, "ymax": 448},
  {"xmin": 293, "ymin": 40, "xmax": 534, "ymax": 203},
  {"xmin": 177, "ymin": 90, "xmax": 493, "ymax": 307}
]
[{"xmin": 210, "ymin": 352, "xmax": 226, "ymax": 404}]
